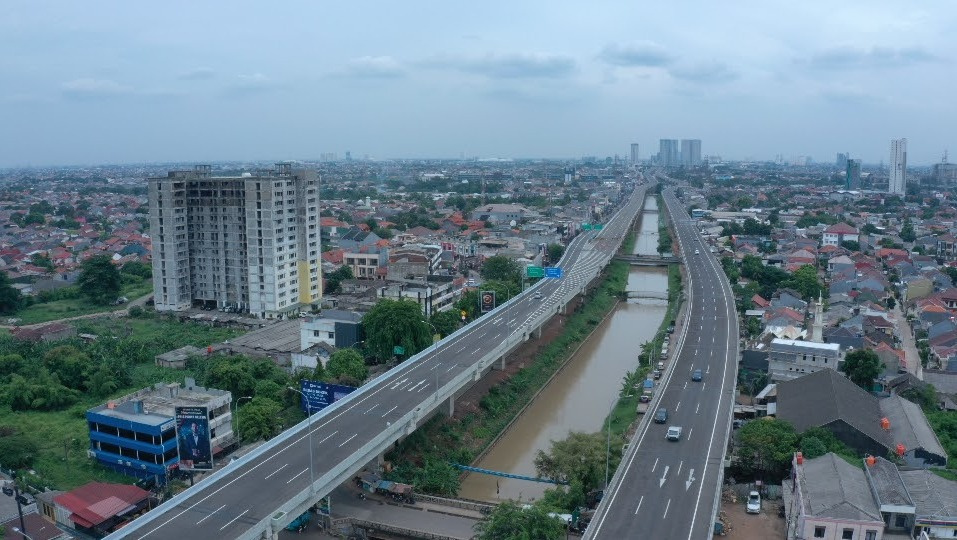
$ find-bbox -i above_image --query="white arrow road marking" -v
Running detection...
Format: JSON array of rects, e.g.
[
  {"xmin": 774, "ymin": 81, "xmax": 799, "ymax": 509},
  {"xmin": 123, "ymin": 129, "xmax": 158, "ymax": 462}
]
[
  {"xmin": 686, "ymin": 469, "xmax": 696, "ymax": 491},
  {"xmin": 390, "ymin": 378, "xmax": 408, "ymax": 390},
  {"xmin": 659, "ymin": 465, "xmax": 669, "ymax": 488}
]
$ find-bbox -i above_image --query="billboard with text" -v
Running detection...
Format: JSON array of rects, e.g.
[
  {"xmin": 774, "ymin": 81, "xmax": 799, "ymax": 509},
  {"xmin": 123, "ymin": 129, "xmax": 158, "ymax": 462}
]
[
  {"xmin": 175, "ymin": 406, "xmax": 213, "ymax": 471},
  {"xmin": 300, "ymin": 380, "xmax": 357, "ymax": 415}
]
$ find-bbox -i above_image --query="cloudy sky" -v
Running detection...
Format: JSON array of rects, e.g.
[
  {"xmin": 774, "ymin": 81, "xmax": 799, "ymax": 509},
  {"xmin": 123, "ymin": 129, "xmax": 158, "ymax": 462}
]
[{"xmin": 1, "ymin": 1, "xmax": 954, "ymax": 167}]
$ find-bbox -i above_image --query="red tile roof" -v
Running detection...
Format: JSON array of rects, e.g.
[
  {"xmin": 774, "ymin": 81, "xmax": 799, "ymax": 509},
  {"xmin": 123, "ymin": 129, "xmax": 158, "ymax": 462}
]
[
  {"xmin": 824, "ymin": 223, "xmax": 859, "ymax": 235},
  {"xmin": 54, "ymin": 482, "xmax": 149, "ymax": 528}
]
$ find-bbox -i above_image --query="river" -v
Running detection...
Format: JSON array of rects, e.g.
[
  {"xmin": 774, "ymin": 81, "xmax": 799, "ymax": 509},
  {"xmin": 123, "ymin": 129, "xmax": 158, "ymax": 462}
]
[{"xmin": 458, "ymin": 196, "xmax": 668, "ymax": 502}]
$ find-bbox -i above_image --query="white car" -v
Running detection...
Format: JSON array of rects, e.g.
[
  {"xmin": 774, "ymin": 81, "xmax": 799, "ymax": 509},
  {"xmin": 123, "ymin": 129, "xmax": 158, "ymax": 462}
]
[
  {"xmin": 746, "ymin": 491, "xmax": 761, "ymax": 514},
  {"xmin": 694, "ymin": 249, "xmax": 699, "ymax": 255},
  {"xmin": 666, "ymin": 426, "xmax": 682, "ymax": 441}
]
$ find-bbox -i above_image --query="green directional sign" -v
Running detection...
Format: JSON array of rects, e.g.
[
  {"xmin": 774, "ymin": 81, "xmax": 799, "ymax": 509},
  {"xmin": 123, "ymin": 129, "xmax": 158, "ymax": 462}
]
[
  {"xmin": 582, "ymin": 223, "xmax": 593, "ymax": 230},
  {"xmin": 526, "ymin": 265, "xmax": 545, "ymax": 278},
  {"xmin": 594, "ymin": 224, "xmax": 603, "ymax": 230},
  {"xmin": 393, "ymin": 345, "xmax": 406, "ymax": 355}
]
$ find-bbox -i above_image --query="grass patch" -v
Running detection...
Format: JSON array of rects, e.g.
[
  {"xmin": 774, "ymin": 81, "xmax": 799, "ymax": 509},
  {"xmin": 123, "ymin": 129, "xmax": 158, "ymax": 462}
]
[{"xmin": 15, "ymin": 280, "xmax": 154, "ymax": 325}]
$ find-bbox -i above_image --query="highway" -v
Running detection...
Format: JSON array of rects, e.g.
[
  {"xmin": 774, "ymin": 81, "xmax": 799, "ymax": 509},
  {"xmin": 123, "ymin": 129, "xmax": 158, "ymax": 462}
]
[
  {"xmin": 585, "ymin": 185, "xmax": 739, "ymax": 540},
  {"xmin": 114, "ymin": 178, "xmax": 652, "ymax": 539}
]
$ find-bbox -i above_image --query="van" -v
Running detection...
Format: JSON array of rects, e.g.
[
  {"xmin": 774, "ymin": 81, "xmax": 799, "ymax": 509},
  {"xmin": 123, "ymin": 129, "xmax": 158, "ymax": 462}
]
[{"xmin": 656, "ymin": 361, "xmax": 664, "ymax": 371}]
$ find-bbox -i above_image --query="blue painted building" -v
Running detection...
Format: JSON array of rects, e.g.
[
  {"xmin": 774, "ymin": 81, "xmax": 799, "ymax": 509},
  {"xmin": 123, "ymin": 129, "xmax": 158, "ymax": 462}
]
[{"xmin": 87, "ymin": 379, "xmax": 233, "ymax": 483}]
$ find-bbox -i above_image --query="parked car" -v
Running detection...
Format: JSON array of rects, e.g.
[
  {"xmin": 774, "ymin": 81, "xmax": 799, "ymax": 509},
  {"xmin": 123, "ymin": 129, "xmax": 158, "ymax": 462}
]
[
  {"xmin": 654, "ymin": 408, "xmax": 668, "ymax": 424},
  {"xmin": 692, "ymin": 369, "xmax": 703, "ymax": 382},
  {"xmin": 666, "ymin": 426, "xmax": 682, "ymax": 441},
  {"xmin": 746, "ymin": 491, "xmax": 761, "ymax": 514},
  {"xmin": 1, "ymin": 484, "xmax": 13, "ymax": 496},
  {"xmin": 652, "ymin": 370, "xmax": 662, "ymax": 380}
]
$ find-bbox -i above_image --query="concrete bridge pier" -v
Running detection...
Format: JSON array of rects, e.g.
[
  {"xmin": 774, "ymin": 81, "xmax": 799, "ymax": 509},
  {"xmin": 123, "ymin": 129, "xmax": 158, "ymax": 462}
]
[
  {"xmin": 447, "ymin": 394, "xmax": 455, "ymax": 417},
  {"xmin": 531, "ymin": 324, "xmax": 542, "ymax": 339}
]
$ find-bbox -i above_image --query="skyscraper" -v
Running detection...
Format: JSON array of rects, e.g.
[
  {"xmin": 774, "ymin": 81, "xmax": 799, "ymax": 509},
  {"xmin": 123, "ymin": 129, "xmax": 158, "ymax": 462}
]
[
  {"xmin": 835, "ymin": 153, "xmax": 848, "ymax": 169},
  {"xmin": 846, "ymin": 159, "xmax": 861, "ymax": 190},
  {"xmin": 148, "ymin": 163, "xmax": 322, "ymax": 319},
  {"xmin": 630, "ymin": 143, "xmax": 640, "ymax": 165},
  {"xmin": 680, "ymin": 139, "xmax": 702, "ymax": 167},
  {"xmin": 889, "ymin": 138, "xmax": 907, "ymax": 195},
  {"xmin": 658, "ymin": 139, "xmax": 679, "ymax": 167}
]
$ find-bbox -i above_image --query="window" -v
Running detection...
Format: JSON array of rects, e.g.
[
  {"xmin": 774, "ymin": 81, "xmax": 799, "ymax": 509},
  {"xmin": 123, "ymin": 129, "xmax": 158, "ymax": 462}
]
[
  {"xmin": 895, "ymin": 515, "xmax": 906, "ymax": 528},
  {"xmin": 814, "ymin": 527, "xmax": 826, "ymax": 538},
  {"xmin": 864, "ymin": 531, "xmax": 876, "ymax": 540},
  {"xmin": 842, "ymin": 529, "xmax": 854, "ymax": 540}
]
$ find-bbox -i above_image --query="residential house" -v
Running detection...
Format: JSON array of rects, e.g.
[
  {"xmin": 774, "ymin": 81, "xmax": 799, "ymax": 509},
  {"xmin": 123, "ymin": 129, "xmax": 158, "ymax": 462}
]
[
  {"xmin": 822, "ymin": 223, "xmax": 861, "ymax": 247},
  {"xmin": 878, "ymin": 394, "xmax": 948, "ymax": 467},
  {"xmin": 786, "ymin": 452, "xmax": 885, "ymax": 540},
  {"xmin": 53, "ymin": 482, "xmax": 152, "ymax": 537}
]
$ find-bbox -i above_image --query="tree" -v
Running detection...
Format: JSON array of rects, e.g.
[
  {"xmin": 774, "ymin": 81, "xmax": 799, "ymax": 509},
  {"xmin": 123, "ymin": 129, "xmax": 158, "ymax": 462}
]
[
  {"xmin": 430, "ymin": 310, "xmax": 460, "ymax": 338},
  {"xmin": 362, "ymin": 299, "xmax": 433, "ymax": 362},
  {"xmin": 736, "ymin": 418, "xmax": 799, "ymax": 479},
  {"xmin": 121, "ymin": 261, "xmax": 152, "ymax": 280},
  {"xmin": 326, "ymin": 349, "xmax": 368, "ymax": 383},
  {"xmin": 43, "ymin": 345, "xmax": 93, "ymax": 390},
  {"xmin": 85, "ymin": 363, "xmax": 119, "ymax": 397},
  {"xmin": 785, "ymin": 265, "xmax": 823, "ymax": 301},
  {"xmin": 534, "ymin": 431, "xmax": 617, "ymax": 493},
  {"xmin": 480, "ymin": 255, "xmax": 521, "ymax": 284},
  {"xmin": 324, "ymin": 266, "xmax": 354, "ymax": 295},
  {"xmin": 474, "ymin": 500, "xmax": 565, "ymax": 540},
  {"xmin": 0, "ymin": 434, "xmax": 39, "ymax": 469},
  {"xmin": 841, "ymin": 349, "xmax": 883, "ymax": 390},
  {"xmin": 0, "ymin": 271, "xmax": 23, "ymax": 315},
  {"xmin": 205, "ymin": 357, "xmax": 257, "ymax": 398},
  {"xmin": 77, "ymin": 255, "xmax": 121, "ymax": 305},
  {"xmin": 841, "ymin": 240, "xmax": 861, "ymax": 252},
  {"xmin": 799, "ymin": 436, "xmax": 827, "ymax": 459},
  {"xmin": 899, "ymin": 219, "xmax": 916, "ymax": 243},
  {"xmin": 546, "ymin": 243, "xmax": 565, "ymax": 264},
  {"xmin": 237, "ymin": 397, "xmax": 283, "ymax": 442}
]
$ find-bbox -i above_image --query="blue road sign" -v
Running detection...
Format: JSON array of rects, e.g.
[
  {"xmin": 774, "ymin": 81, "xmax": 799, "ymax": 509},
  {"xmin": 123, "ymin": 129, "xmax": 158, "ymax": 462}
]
[{"xmin": 545, "ymin": 267, "xmax": 563, "ymax": 278}]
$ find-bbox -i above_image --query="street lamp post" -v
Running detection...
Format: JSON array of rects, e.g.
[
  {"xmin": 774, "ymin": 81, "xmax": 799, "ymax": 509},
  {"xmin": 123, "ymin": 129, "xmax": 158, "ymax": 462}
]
[
  {"xmin": 232, "ymin": 396, "xmax": 253, "ymax": 445},
  {"xmin": 287, "ymin": 387, "xmax": 315, "ymax": 494}
]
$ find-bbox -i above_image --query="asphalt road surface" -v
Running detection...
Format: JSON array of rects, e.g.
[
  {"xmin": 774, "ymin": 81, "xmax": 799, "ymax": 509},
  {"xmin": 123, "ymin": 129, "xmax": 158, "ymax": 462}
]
[
  {"xmin": 117, "ymin": 180, "xmax": 652, "ymax": 540},
  {"xmin": 585, "ymin": 186, "xmax": 739, "ymax": 540}
]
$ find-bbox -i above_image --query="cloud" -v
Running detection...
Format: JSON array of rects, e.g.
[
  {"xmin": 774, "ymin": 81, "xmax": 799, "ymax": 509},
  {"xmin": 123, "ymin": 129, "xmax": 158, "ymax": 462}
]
[
  {"xmin": 806, "ymin": 46, "xmax": 938, "ymax": 70},
  {"xmin": 818, "ymin": 84, "xmax": 884, "ymax": 105},
  {"xmin": 669, "ymin": 62, "xmax": 738, "ymax": 84},
  {"xmin": 223, "ymin": 73, "xmax": 276, "ymax": 97},
  {"xmin": 599, "ymin": 41, "xmax": 674, "ymax": 67},
  {"xmin": 426, "ymin": 53, "xmax": 576, "ymax": 79},
  {"xmin": 178, "ymin": 67, "xmax": 215, "ymax": 81},
  {"xmin": 61, "ymin": 78, "xmax": 133, "ymax": 99},
  {"xmin": 345, "ymin": 56, "xmax": 405, "ymax": 78}
]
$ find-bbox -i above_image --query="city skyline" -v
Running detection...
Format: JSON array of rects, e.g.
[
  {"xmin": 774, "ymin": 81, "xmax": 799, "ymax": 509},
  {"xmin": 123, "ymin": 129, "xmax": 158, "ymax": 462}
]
[{"xmin": 1, "ymin": 1, "xmax": 955, "ymax": 167}]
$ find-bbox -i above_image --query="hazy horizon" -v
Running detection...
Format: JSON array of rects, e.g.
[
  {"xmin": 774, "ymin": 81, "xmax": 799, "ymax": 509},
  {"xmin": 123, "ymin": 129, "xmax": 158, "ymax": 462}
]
[{"xmin": 2, "ymin": 1, "xmax": 954, "ymax": 168}]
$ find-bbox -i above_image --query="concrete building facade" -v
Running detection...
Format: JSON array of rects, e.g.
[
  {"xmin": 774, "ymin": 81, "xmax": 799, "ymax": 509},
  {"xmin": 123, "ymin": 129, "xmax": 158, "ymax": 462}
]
[
  {"xmin": 658, "ymin": 139, "xmax": 680, "ymax": 167},
  {"xmin": 148, "ymin": 163, "xmax": 321, "ymax": 319},
  {"xmin": 890, "ymin": 138, "xmax": 908, "ymax": 195},
  {"xmin": 767, "ymin": 338, "xmax": 842, "ymax": 381},
  {"xmin": 680, "ymin": 139, "xmax": 702, "ymax": 167}
]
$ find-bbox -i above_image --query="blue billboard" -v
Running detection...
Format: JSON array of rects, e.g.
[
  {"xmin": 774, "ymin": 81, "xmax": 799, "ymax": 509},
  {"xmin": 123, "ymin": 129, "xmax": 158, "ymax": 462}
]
[
  {"xmin": 545, "ymin": 267, "xmax": 563, "ymax": 278},
  {"xmin": 299, "ymin": 380, "xmax": 357, "ymax": 415}
]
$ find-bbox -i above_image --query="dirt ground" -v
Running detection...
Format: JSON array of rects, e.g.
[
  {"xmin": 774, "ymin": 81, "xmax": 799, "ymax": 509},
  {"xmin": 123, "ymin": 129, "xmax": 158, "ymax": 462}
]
[{"xmin": 718, "ymin": 498, "xmax": 788, "ymax": 539}]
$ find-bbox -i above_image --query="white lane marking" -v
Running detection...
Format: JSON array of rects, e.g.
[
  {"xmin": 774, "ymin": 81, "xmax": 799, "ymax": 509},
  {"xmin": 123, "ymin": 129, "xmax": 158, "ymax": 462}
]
[
  {"xmin": 196, "ymin": 504, "xmax": 225, "ymax": 525},
  {"xmin": 418, "ymin": 384, "xmax": 429, "ymax": 393},
  {"xmin": 338, "ymin": 433, "xmax": 358, "ymax": 448},
  {"xmin": 634, "ymin": 495, "xmax": 644, "ymax": 514},
  {"xmin": 446, "ymin": 365, "xmax": 456, "ymax": 373},
  {"xmin": 286, "ymin": 468, "xmax": 308, "ymax": 484},
  {"xmin": 381, "ymin": 405, "xmax": 398, "ymax": 418},
  {"xmin": 219, "ymin": 509, "xmax": 249, "ymax": 531},
  {"xmin": 659, "ymin": 465, "xmax": 669, "ymax": 488},
  {"xmin": 683, "ymin": 381, "xmax": 687, "ymax": 389},
  {"xmin": 264, "ymin": 464, "xmax": 288, "ymax": 480},
  {"xmin": 688, "ymin": 428, "xmax": 694, "ymax": 441},
  {"xmin": 677, "ymin": 460, "xmax": 683, "ymax": 477},
  {"xmin": 702, "ymin": 382, "xmax": 707, "ymax": 391},
  {"xmin": 695, "ymin": 402, "xmax": 700, "ymax": 414},
  {"xmin": 663, "ymin": 499, "xmax": 671, "ymax": 519},
  {"xmin": 318, "ymin": 431, "xmax": 338, "ymax": 444},
  {"xmin": 430, "ymin": 364, "xmax": 441, "ymax": 371},
  {"xmin": 365, "ymin": 404, "xmax": 379, "ymax": 414},
  {"xmin": 652, "ymin": 457, "xmax": 659, "ymax": 472},
  {"xmin": 473, "ymin": 347, "xmax": 483, "ymax": 355},
  {"xmin": 407, "ymin": 380, "xmax": 425, "ymax": 392},
  {"xmin": 675, "ymin": 401, "xmax": 681, "ymax": 412},
  {"xmin": 686, "ymin": 469, "xmax": 696, "ymax": 491}
]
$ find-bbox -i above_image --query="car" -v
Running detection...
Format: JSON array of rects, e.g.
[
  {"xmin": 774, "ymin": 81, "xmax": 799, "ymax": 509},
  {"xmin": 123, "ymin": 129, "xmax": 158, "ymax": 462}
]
[
  {"xmin": 666, "ymin": 426, "xmax": 682, "ymax": 441},
  {"xmin": 746, "ymin": 491, "xmax": 761, "ymax": 514},
  {"xmin": 654, "ymin": 408, "xmax": 668, "ymax": 424},
  {"xmin": 1, "ymin": 484, "xmax": 13, "ymax": 496},
  {"xmin": 652, "ymin": 370, "xmax": 662, "ymax": 380},
  {"xmin": 533, "ymin": 292, "xmax": 544, "ymax": 299},
  {"xmin": 639, "ymin": 391, "xmax": 652, "ymax": 403},
  {"xmin": 694, "ymin": 249, "xmax": 700, "ymax": 255},
  {"xmin": 656, "ymin": 361, "xmax": 665, "ymax": 371},
  {"xmin": 692, "ymin": 369, "xmax": 703, "ymax": 382},
  {"xmin": 16, "ymin": 494, "xmax": 32, "ymax": 506}
]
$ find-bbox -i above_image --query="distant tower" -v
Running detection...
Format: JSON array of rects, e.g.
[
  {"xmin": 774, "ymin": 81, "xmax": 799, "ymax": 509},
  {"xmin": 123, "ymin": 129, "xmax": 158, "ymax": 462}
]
[
  {"xmin": 811, "ymin": 293, "xmax": 824, "ymax": 343},
  {"xmin": 630, "ymin": 143, "xmax": 640, "ymax": 165},
  {"xmin": 680, "ymin": 139, "xmax": 702, "ymax": 167},
  {"xmin": 846, "ymin": 159, "xmax": 862, "ymax": 190},
  {"xmin": 889, "ymin": 138, "xmax": 907, "ymax": 195},
  {"xmin": 836, "ymin": 153, "xmax": 848, "ymax": 169},
  {"xmin": 658, "ymin": 139, "xmax": 679, "ymax": 167}
]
